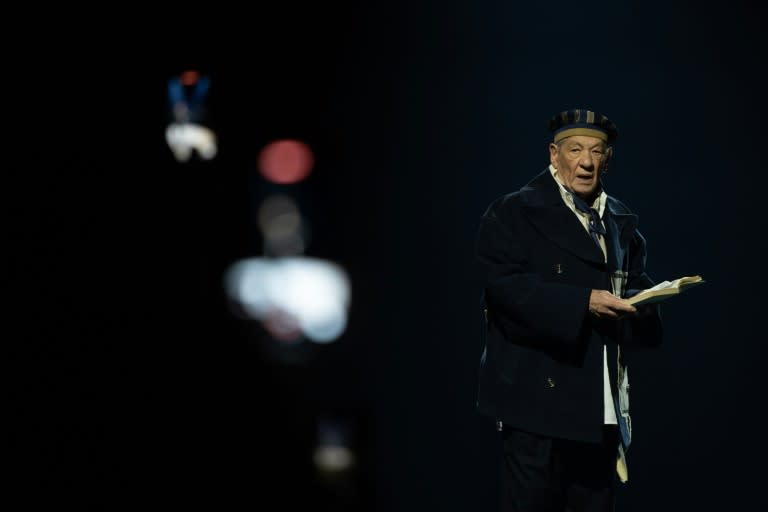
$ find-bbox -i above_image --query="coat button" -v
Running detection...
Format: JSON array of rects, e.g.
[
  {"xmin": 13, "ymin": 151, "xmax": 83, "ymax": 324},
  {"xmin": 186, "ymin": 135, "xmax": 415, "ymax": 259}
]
[
  {"xmin": 555, "ymin": 264, "xmax": 564, "ymax": 274},
  {"xmin": 546, "ymin": 377, "xmax": 556, "ymax": 388}
]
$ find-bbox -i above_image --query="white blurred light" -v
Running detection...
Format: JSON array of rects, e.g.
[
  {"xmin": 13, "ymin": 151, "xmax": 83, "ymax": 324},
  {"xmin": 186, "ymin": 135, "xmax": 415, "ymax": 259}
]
[
  {"xmin": 314, "ymin": 417, "xmax": 355, "ymax": 473},
  {"xmin": 313, "ymin": 445, "xmax": 355, "ymax": 472},
  {"xmin": 165, "ymin": 122, "xmax": 218, "ymax": 162},
  {"xmin": 225, "ymin": 257, "xmax": 350, "ymax": 343}
]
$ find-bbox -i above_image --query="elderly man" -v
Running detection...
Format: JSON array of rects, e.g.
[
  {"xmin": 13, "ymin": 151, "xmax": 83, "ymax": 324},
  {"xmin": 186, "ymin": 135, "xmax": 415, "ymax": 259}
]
[{"xmin": 475, "ymin": 109, "xmax": 663, "ymax": 512}]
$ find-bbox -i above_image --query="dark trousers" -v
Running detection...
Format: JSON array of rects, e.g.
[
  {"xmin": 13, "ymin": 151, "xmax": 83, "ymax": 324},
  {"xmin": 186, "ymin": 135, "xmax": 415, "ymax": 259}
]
[{"xmin": 501, "ymin": 426, "xmax": 619, "ymax": 512}]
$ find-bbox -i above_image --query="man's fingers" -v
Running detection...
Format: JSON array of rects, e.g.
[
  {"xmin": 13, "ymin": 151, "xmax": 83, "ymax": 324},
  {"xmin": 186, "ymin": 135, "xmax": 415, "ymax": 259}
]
[
  {"xmin": 590, "ymin": 305, "xmax": 618, "ymax": 318},
  {"xmin": 615, "ymin": 303, "xmax": 637, "ymax": 313},
  {"xmin": 605, "ymin": 294, "xmax": 637, "ymax": 313},
  {"xmin": 589, "ymin": 290, "xmax": 637, "ymax": 318}
]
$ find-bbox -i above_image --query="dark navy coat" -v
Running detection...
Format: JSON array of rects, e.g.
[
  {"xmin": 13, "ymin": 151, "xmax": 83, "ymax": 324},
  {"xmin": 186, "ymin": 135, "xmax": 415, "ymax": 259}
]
[{"xmin": 475, "ymin": 169, "xmax": 663, "ymax": 445}]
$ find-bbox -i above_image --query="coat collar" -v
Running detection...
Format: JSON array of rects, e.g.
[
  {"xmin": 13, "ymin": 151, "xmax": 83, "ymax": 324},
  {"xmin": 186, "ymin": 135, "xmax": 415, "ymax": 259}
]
[{"xmin": 520, "ymin": 169, "xmax": 638, "ymax": 269}]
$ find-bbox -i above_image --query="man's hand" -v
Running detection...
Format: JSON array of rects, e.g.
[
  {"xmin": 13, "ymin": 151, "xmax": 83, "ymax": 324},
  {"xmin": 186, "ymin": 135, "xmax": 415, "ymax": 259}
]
[{"xmin": 589, "ymin": 290, "xmax": 638, "ymax": 319}]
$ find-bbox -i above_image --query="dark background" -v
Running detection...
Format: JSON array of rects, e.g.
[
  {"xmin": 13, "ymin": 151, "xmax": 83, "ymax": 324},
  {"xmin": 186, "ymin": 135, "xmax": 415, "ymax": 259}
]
[{"xmin": 9, "ymin": 2, "xmax": 767, "ymax": 510}]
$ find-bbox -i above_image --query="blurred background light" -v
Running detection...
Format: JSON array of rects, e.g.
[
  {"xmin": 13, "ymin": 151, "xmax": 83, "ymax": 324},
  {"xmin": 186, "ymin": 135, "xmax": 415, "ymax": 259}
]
[
  {"xmin": 165, "ymin": 122, "xmax": 218, "ymax": 162},
  {"xmin": 257, "ymin": 195, "xmax": 306, "ymax": 256},
  {"xmin": 166, "ymin": 70, "xmax": 216, "ymax": 162},
  {"xmin": 179, "ymin": 70, "xmax": 201, "ymax": 87},
  {"xmin": 314, "ymin": 445, "xmax": 355, "ymax": 473},
  {"xmin": 225, "ymin": 257, "xmax": 350, "ymax": 344},
  {"xmin": 258, "ymin": 139, "xmax": 314, "ymax": 184},
  {"xmin": 313, "ymin": 417, "xmax": 355, "ymax": 473},
  {"xmin": 167, "ymin": 70, "xmax": 210, "ymax": 124}
]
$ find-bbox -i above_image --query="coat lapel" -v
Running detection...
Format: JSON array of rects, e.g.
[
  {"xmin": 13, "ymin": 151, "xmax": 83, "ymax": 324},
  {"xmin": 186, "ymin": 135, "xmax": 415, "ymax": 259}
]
[
  {"xmin": 604, "ymin": 199, "xmax": 639, "ymax": 273},
  {"xmin": 520, "ymin": 170, "xmax": 606, "ymax": 266}
]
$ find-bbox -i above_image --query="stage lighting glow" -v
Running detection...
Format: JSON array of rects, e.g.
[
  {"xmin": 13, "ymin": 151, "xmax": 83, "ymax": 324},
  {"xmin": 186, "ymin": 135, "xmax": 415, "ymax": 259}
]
[
  {"xmin": 258, "ymin": 195, "xmax": 305, "ymax": 256},
  {"xmin": 313, "ymin": 445, "xmax": 355, "ymax": 472},
  {"xmin": 180, "ymin": 70, "xmax": 200, "ymax": 86},
  {"xmin": 258, "ymin": 139, "xmax": 314, "ymax": 184},
  {"xmin": 165, "ymin": 71, "xmax": 215, "ymax": 162},
  {"xmin": 225, "ymin": 257, "xmax": 350, "ymax": 343},
  {"xmin": 165, "ymin": 122, "xmax": 218, "ymax": 162},
  {"xmin": 313, "ymin": 417, "xmax": 356, "ymax": 473},
  {"xmin": 258, "ymin": 195, "xmax": 301, "ymax": 236}
]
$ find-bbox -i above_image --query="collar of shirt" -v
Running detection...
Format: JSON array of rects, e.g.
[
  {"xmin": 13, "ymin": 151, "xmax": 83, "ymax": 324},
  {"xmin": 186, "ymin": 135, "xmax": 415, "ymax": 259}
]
[{"xmin": 548, "ymin": 164, "xmax": 607, "ymax": 218}]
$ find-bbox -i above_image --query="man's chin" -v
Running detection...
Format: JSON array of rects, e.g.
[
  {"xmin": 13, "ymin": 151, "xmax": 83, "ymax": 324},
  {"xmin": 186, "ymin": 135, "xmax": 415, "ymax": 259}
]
[{"xmin": 573, "ymin": 185, "xmax": 598, "ymax": 201}]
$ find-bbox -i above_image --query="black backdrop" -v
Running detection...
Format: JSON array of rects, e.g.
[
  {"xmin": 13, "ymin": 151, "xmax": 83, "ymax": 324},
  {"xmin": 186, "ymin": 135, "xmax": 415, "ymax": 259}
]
[{"xmin": 9, "ymin": 2, "xmax": 768, "ymax": 510}]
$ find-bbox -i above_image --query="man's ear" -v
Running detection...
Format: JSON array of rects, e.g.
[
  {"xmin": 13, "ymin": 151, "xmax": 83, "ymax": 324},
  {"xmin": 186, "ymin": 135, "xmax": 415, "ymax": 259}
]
[
  {"xmin": 549, "ymin": 143, "xmax": 558, "ymax": 168},
  {"xmin": 603, "ymin": 146, "xmax": 614, "ymax": 173}
]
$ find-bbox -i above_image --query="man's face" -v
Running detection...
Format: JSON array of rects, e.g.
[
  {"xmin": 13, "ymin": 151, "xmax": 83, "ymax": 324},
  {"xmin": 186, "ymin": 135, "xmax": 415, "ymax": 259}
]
[{"xmin": 549, "ymin": 135, "xmax": 611, "ymax": 202}]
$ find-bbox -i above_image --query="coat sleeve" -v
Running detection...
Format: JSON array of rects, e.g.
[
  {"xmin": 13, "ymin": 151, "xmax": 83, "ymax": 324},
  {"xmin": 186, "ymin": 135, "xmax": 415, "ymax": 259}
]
[{"xmin": 475, "ymin": 199, "xmax": 591, "ymax": 346}]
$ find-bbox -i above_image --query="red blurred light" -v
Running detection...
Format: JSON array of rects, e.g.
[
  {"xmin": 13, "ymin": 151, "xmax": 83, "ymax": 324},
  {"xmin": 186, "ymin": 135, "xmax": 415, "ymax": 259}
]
[
  {"xmin": 180, "ymin": 70, "xmax": 200, "ymax": 86},
  {"xmin": 258, "ymin": 139, "xmax": 314, "ymax": 184}
]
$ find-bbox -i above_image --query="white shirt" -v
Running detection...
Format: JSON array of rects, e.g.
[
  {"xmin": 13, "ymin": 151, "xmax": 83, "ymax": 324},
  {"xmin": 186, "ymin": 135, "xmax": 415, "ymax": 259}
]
[{"xmin": 548, "ymin": 165, "xmax": 618, "ymax": 425}]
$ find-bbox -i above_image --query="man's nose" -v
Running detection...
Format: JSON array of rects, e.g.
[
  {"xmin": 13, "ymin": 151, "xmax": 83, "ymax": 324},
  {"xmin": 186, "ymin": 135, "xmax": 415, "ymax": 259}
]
[{"xmin": 579, "ymin": 153, "xmax": 594, "ymax": 170}]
